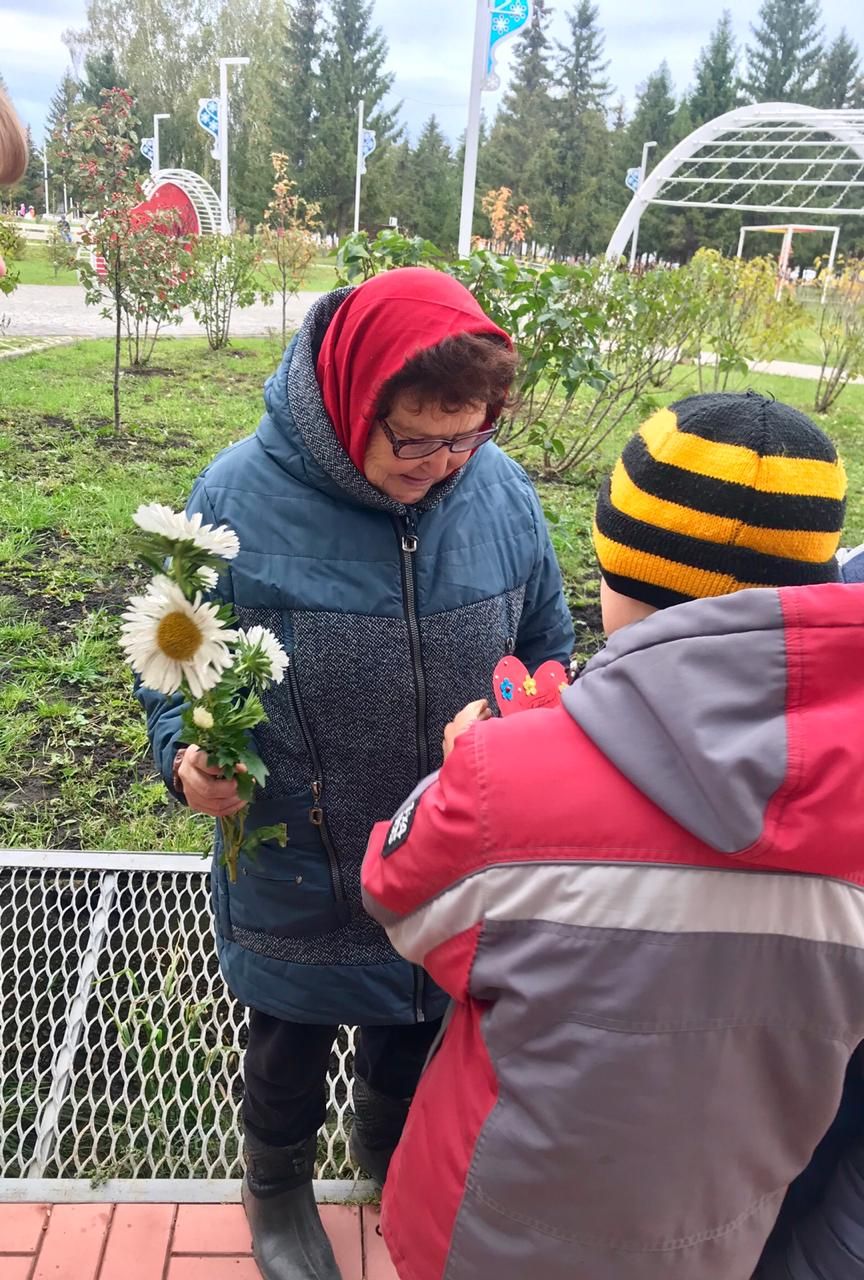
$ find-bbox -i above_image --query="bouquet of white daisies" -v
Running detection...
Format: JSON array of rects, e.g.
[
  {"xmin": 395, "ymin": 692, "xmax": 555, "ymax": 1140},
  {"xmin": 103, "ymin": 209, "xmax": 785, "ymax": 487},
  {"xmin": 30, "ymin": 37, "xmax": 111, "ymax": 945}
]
[{"xmin": 120, "ymin": 503, "xmax": 290, "ymax": 882}]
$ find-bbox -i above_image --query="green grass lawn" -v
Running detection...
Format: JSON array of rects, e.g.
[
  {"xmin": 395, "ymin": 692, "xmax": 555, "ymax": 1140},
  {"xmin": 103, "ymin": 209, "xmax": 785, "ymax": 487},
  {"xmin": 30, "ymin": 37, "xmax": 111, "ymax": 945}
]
[
  {"xmin": 1, "ymin": 337, "xmax": 862, "ymax": 853},
  {"xmin": 13, "ymin": 244, "xmax": 340, "ymax": 293},
  {"xmin": 13, "ymin": 242, "xmax": 81, "ymax": 286}
]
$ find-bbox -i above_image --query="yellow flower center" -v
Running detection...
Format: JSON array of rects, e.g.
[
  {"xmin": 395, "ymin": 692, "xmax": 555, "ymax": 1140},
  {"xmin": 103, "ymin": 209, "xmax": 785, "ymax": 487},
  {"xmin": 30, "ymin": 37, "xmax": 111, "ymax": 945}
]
[{"xmin": 156, "ymin": 610, "xmax": 203, "ymax": 662}]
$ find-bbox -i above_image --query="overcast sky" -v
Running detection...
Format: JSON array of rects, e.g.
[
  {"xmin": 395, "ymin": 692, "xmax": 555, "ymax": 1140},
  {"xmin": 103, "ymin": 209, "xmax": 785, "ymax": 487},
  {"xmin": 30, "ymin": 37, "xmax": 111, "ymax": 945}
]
[{"xmin": 3, "ymin": 0, "xmax": 864, "ymax": 145}]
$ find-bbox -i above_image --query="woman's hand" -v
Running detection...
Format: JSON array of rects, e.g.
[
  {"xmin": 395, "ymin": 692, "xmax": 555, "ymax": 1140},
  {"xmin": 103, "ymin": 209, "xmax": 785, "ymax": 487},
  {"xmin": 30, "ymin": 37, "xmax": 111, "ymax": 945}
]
[
  {"xmin": 176, "ymin": 745, "xmax": 247, "ymax": 817},
  {"xmin": 443, "ymin": 699, "xmax": 492, "ymax": 762}
]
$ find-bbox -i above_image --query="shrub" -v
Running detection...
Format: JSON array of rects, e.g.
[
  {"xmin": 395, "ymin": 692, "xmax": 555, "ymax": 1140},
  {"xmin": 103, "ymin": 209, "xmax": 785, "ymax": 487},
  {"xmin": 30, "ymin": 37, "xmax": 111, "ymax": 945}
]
[
  {"xmin": 185, "ymin": 233, "xmax": 270, "ymax": 351},
  {"xmin": 813, "ymin": 258, "xmax": 864, "ymax": 415}
]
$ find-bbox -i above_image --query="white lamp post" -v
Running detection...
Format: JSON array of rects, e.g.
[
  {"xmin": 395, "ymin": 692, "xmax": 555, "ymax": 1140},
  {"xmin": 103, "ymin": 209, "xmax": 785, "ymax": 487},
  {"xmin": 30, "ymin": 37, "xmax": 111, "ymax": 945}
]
[
  {"xmin": 353, "ymin": 99, "xmax": 365, "ymax": 234},
  {"xmin": 458, "ymin": 0, "xmax": 492, "ymax": 259},
  {"xmin": 629, "ymin": 139, "xmax": 657, "ymax": 271},
  {"xmin": 218, "ymin": 56, "xmax": 250, "ymax": 234},
  {"xmin": 153, "ymin": 113, "xmax": 170, "ymax": 175}
]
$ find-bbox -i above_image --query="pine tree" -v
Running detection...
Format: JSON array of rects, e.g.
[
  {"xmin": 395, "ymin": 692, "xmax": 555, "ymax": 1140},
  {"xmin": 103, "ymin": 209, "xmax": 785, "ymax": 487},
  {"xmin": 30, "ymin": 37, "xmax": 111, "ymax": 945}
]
[
  {"xmin": 273, "ymin": 0, "xmax": 322, "ymax": 185},
  {"xmin": 689, "ymin": 11, "xmax": 740, "ymax": 125},
  {"xmin": 405, "ymin": 116, "xmax": 458, "ymax": 249},
  {"xmin": 629, "ymin": 63, "xmax": 678, "ymax": 153},
  {"xmin": 556, "ymin": 0, "xmax": 611, "ymax": 114},
  {"xmin": 813, "ymin": 30, "xmax": 861, "ymax": 108},
  {"xmin": 46, "ymin": 73, "xmax": 80, "ymax": 140},
  {"xmin": 547, "ymin": 1, "xmax": 614, "ymax": 257},
  {"xmin": 305, "ymin": 0, "xmax": 399, "ymax": 234},
  {"xmin": 80, "ymin": 50, "xmax": 122, "ymax": 104},
  {"xmin": 483, "ymin": 0, "xmax": 555, "ymax": 241},
  {"xmin": 744, "ymin": 0, "xmax": 824, "ymax": 103}
]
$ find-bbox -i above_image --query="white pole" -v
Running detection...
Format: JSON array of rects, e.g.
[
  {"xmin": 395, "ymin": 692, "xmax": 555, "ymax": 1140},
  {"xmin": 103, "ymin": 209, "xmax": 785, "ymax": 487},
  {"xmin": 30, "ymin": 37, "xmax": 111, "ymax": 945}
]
[
  {"xmin": 629, "ymin": 139, "xmax": 657, "ymax": 271},
  {"xmin": 43, "ymin": 143, "xmax": 50, "ymax": 217},
  {"xmin": 353, "ymin": 98, "xmax": 365, "ymax": 235},
  {"xmin": 777, "ymin": 226, "xmax": 793, "ymax": 302},
  {"xmin": 736, "ymin": 227, "xmax": 746, "ymax": 258},
  {"xmin": 153, "ymin": 113, "xmax": 170, "ymax": 176},
  {"xmin": 219, "ymin": 60, "xmax": 229, "ymax": 233},
  {"xmin": 458, "ymin": 0, "xmax": 491, "ymax": 259},
  {"xmin": 822, "ymin": 226, "xmax": 841, "ymax": 305},
  {"xmin": 218, "ymin": 57, "xmax": 250, "ymax": 235}
]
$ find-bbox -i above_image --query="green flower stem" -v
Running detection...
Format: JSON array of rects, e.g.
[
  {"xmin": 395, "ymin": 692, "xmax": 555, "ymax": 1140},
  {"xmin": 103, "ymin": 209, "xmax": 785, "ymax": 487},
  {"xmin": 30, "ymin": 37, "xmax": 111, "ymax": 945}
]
[{"xmin": 219, "ymin": 807, "xmax": 248, "ymax": 884}]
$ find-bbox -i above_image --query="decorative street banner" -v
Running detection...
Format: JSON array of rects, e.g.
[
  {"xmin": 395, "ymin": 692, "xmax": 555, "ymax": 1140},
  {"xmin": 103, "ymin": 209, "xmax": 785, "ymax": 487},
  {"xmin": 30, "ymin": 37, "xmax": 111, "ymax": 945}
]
[
  {"xmin": 140, "ymin": 137, "xmax": 155, "ymax": 166},
  {"xmin": 197, "ymin": 97, "xmax": 221, "ymax": 160},
  {"xmin": 625, "ymin": 166, "xmax": 643, "ymax": 193},
  {"xmin": 360, "ymin": 128, "xmax": 377, "ymax": 175},
  {"xmin": 485, "ymin": 0, "xmax": 532, "ymax": 91}
]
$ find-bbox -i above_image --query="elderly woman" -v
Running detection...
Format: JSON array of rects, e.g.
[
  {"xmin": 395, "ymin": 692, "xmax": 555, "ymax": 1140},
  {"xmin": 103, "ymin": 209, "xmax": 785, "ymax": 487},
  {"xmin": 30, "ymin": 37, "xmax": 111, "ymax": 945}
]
[{"xmin": 140, "ymin": 268, "xmax": 573, "ymax": 1280}]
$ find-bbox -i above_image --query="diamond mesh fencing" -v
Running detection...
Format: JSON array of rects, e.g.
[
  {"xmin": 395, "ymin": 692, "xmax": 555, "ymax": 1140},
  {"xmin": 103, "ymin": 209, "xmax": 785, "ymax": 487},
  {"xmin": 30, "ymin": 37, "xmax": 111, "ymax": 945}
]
[{"xmin": 0, "ymin": 854, "xmax": 358, "ymax": 1187}]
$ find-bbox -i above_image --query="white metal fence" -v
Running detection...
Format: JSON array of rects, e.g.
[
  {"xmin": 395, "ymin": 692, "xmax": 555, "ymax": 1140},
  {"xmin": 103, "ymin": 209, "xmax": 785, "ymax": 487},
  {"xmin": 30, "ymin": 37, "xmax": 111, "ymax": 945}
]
[{"xmin": 0, "ymin": 852, "xmax": 366, "ymax": 1203}]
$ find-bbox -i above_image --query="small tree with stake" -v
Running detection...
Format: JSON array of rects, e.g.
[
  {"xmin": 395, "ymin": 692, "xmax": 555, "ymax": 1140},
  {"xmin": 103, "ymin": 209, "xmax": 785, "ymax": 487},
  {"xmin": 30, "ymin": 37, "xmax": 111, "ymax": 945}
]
[
  {"xmin": 257, "ymin": 152, "xmax": 320, "ymax": 348},
  {"xmin": 60, "ymin": 89, "xmax": 189, "ymax": 426}
]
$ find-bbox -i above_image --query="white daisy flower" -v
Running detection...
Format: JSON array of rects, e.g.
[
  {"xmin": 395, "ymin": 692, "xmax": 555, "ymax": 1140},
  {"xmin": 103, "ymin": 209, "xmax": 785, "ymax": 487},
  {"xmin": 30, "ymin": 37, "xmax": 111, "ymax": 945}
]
[
  {"xmin": 193, "ymin": 706, "xmax": 215, "ymax": 731},
  {"xmin": 238, "ymin": 625, "xmax": 289, "ymax": 685},
  {"xmin": 133, "ymin": 503, "xmax": 241, "ymax": 561},
  {"xmin": 120, "ymin": 576, "xmax": 238, "ymax": 698},
  {"xmin": 196, "ymin": 565, "xmax": 220, "ymax": 590}
]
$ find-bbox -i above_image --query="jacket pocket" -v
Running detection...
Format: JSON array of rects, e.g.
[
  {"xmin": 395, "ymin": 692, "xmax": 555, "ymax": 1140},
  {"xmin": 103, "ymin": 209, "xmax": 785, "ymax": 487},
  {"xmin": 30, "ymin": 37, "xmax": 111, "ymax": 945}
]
[{"xmin": 226, "ymin": 789, "xmax": 351, "ymax": 940}]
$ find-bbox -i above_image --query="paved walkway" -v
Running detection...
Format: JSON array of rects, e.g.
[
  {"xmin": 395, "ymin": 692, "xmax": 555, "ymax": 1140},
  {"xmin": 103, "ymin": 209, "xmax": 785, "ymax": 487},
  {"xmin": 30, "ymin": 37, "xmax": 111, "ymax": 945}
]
[
  {"xmin": 4, "ymin": 285, "xmax": 862, "ymax": 386},
  {"xmin": 0, "ymin": 1202, "xmax": 395, "ymax": 1279},
  {"xmin": 1, "ymin": 285, "xmax": 323, "ymax": 339}
]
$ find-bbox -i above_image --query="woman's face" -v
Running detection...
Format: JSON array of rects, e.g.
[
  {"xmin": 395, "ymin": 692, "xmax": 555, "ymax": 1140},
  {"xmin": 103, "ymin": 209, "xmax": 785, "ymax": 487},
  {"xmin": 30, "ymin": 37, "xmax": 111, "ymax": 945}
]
[{"xmin": 364, "ymin": 392, "xmax": 488, "ymax": 504}]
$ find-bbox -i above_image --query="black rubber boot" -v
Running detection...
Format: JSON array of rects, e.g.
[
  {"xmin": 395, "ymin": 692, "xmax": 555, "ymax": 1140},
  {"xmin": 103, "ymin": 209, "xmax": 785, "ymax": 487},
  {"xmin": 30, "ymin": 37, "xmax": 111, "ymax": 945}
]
[
  {"xmin": 242, "ymin": 1131, "xmax": 343, "ymax": 1280},
  {"xmin": 348, "ymin": 1076, "xmax": 411, "ymax": 1187}
]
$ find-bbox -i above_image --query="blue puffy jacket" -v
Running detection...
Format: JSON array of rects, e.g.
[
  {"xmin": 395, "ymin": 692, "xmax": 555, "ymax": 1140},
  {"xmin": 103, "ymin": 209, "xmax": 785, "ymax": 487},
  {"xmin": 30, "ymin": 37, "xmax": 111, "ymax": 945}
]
[
  {"xmin": 138, "ymin": 289, "xmax": 574, "ymax": 1026},
  {"xmin": 842, "ymin": 547, "xmax": 864, "ymax": 584}
]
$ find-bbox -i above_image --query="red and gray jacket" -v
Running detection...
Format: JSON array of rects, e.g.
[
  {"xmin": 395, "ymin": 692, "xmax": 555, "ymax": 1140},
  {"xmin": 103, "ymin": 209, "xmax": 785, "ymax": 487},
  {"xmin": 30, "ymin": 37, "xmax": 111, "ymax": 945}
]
[{"xmin": 362, "ymin": 584, "xmax": 864, "ymax": 1280}]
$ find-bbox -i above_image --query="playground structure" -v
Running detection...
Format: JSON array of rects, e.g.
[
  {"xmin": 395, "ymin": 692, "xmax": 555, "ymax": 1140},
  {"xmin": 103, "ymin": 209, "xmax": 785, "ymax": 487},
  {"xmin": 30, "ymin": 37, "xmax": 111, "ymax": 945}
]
[
  {"xmin": 736, "ymin": 223, "xmax": 841, "ymax": 300},
  {"xmin": 88, "ymin": 167, "xmax": 221, "ymax": 277},
  {"xmin": 608, "ymin": 104, "xmax": 864, "ymax": 267},
  {"xmin": 131, "ymin": 168, "xmax": 221, "ymax": 237}
]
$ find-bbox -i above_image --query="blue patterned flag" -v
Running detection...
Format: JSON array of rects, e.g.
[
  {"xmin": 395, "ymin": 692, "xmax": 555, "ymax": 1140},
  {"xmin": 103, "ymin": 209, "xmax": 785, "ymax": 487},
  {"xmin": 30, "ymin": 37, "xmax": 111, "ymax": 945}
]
[
  {"xmin": 197, "ymin": 97, "xmax": 221, "ymax": 160},
  {"xmin": 486, "ymin": 0, "xmax": 532, "ymax": 90},
  {"xmin": 625, "ymin": 166, "xmax": 642, "ymax": 193},
  {"xmin": 140, "ymin": 137, "xmax": 155, "ymax": 165},
  {"xmin": 360, "ymin": 128, "xmax": 377, "ymax": 175}
]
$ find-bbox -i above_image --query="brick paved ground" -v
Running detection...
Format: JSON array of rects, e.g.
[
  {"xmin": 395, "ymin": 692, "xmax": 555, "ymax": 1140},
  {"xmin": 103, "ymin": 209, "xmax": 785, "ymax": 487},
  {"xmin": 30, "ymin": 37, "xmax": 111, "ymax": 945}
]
[{"xmin": 0, "ymin": 1202, "xmax": 397, "ymax": 1279}]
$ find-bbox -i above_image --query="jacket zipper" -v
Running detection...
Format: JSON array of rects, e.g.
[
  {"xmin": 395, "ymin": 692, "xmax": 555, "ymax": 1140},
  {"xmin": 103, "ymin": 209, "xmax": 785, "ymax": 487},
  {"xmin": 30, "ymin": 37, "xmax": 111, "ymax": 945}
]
[
  {"xmin": 397, "ymin": 516, "xmax": 429, "ymax": 779},
  {"xmin": 397, "ymin": 515, "xmax": 428, "ymax": 1023},
  {"xmin": 286, "ymin": 655, "xmax": 346, "ymax": 904},
  {"xmin": 413, "ymin": 965, "xmax": 426, "ymax": 1024}
]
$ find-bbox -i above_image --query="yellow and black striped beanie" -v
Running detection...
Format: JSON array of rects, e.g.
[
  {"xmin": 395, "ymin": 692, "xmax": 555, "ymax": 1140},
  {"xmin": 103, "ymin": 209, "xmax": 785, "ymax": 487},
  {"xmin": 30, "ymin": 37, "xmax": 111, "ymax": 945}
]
[{"xmin": 594, "ymin": 392, "xmax": 847, "ymax": 609}]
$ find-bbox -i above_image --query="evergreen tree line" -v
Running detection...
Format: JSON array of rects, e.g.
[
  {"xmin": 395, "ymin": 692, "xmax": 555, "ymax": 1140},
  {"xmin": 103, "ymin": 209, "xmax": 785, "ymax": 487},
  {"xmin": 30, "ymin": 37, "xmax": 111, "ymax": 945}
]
[{"xmin": 3, "ymin": 0, "xmax": 864, "ymax": 260}]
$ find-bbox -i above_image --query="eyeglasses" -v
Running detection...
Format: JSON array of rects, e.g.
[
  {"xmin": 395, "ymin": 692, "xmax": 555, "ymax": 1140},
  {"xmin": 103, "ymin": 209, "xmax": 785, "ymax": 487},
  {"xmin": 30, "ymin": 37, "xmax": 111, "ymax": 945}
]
[{"xmin": 378, "ymin": 417, "xmax": 498, "ymax": 460}]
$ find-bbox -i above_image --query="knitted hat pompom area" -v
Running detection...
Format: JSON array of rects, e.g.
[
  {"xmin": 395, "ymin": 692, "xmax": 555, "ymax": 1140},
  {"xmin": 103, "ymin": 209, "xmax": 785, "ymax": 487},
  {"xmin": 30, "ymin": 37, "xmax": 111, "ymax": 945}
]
[{"xmin": 594, "ymin": 391, "xmax": 848, "ymax": 610}]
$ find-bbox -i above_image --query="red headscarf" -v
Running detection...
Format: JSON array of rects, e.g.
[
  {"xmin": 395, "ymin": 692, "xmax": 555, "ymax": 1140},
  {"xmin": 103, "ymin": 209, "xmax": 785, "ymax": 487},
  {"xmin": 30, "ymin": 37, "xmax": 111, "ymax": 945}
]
[{"xmin": 316, "ymin": 268, "xmax": 513, "ymax": 474}]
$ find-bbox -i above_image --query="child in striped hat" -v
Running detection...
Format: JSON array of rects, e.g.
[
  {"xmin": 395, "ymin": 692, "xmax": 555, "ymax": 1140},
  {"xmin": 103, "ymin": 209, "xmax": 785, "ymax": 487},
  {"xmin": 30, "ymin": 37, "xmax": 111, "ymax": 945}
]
[
  {"xmin": 361, "ymin": 388, "xmax": 864, "ymax": 1280},
  {"xmin": 593, "ymin": 389, "xmax": 847, "ymax": 635}
]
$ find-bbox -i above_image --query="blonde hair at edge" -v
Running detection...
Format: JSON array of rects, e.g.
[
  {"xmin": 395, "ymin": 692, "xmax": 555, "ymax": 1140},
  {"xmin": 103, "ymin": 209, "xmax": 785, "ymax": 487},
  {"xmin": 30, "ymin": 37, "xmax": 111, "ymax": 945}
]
[{"xmin": 0, "ymin": 86, "xmax": 28, "ymax": 187}]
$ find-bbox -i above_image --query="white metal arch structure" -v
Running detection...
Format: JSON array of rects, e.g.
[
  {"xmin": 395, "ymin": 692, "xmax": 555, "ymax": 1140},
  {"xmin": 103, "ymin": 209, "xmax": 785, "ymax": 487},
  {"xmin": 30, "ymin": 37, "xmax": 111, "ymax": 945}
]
[
  {"xmin": 607, "ymin": 104, "xmax": 864, "ymax": 261},
  {"xmin": 142, "ymin": 168, "xmax": 222, "ymax": 236}
]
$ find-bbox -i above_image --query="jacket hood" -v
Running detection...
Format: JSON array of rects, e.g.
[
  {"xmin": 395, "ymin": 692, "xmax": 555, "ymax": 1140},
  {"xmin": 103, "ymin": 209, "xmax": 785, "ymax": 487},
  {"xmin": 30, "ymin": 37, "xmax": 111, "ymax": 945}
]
[
  {"xmin": 564, "ymin": 584, "xmax": 864, "ymax": 873},
  {"xmin": 258, "ymin": 289, "xmax": 474, "ymax": 515}
]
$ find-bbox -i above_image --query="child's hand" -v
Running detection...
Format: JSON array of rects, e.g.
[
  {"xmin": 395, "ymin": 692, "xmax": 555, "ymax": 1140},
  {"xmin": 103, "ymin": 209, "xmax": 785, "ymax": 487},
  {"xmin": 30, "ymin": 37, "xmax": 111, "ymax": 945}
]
[{"xmin": 443, "ymin": 699, "xmax": 492, "ymax": 761}]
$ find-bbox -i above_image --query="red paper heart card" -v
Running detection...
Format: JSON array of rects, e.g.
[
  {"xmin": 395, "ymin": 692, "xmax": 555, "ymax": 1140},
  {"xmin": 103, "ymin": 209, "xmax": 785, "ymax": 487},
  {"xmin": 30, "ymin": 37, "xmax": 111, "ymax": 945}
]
[{"xmin": 493, "ymin": 657, "xmax": 570, "ymax": 717}]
